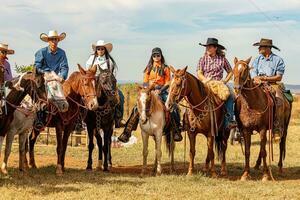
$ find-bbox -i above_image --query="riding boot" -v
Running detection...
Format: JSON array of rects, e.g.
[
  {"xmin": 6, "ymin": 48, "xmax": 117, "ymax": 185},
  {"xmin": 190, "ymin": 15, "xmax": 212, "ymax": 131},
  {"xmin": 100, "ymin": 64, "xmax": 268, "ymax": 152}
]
[
  {"xmin": 114, "ymin": 105, "xmax": 125, "ymax": 128},
  {"xmin": 118, "ymin": 107, "xmax": 139, "ymax": 143},
  {"xmin": 171, "ymin": 106, "xmax": 183, "ymax": 142},
  {"xmin": 273, "ymin": 97, "xmax": 284, "ymax": 141}
]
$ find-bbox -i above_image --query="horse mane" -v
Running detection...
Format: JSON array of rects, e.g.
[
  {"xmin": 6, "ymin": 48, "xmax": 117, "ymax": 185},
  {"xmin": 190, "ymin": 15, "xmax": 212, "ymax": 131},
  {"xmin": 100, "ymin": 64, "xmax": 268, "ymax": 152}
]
[
  {"xmin": 186, "ymin": 72, "xmax": 206, "ymax": 96},
  {"xmin": 150, "ymin": 91, "xmax": 164, "ymax": 113}
]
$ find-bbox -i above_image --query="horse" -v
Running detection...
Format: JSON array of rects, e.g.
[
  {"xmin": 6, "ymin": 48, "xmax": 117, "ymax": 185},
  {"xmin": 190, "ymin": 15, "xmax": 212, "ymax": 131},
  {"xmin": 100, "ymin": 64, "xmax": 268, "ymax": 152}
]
[
  {"xmin": 137, "ymin": 84, "xmax": 172, "ymax": 176},
  {"xmin": 1, "ymin": 71, "xmax": 68, "ymax": 175},
  {"xmin": 232, "ymin": 57, "xmax": 292, "ymax": 181},
  {"xmin": 165, "ymin": 66, "xmax": 229, "ymax": 177},
  {"xmin": 27, "ymin": 64, "xmax": 98, "ymax": 175},
  {"xmin": 84, "ymin": 67, "xmax": 118, "ymax": 172},
  {"xmin": 0, "ymin": 70, "xmax": 48, "ymax": 151}
]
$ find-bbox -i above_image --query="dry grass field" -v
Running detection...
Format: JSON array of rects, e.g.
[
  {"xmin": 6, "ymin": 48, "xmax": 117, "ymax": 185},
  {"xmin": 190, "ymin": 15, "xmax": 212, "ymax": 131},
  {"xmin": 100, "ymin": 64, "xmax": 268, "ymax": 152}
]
[{"xmin": 0, "ymin": 87, "xmax": 300, "ymax": 200}]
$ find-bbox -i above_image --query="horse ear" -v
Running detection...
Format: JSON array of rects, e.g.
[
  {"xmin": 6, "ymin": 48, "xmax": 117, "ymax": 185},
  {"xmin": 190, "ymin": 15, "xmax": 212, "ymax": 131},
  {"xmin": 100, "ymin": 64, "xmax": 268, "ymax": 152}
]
[
  {"xmin": 136, "ymin": 83, "xmax": 143, "ymax": 91},
  {"xmin": 77, "ymin": 64, "xmax": 86, "ymax": 75},
  {"xmin": 90, "ymin": 65, "xmax": 97, "ymax": 74},
  {"xmin": 183, "ymin": 66, "xmax": 188, "ymax": 73},
  {"xmin": 169, "ymin": 65, "xmax": 175, "ymax": 74},
  {"xmin": 234, "ymin": 57, "xmax": 238, "ymax": 64},
  {"xmin": 245, "ymin": 56, "xmax": 252, "ymax": 64},
  {"xmin": 148, "ymin": 83, "xmax": 156, "ymax": 91}
]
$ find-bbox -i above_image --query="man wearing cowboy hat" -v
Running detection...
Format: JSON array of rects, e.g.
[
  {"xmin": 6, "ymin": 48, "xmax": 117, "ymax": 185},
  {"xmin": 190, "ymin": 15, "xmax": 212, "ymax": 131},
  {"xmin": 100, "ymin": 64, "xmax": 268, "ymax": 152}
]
[
  {"xmin": 251, "ymin": 38, "xmax": 286, "ymax": 140},
  {"xmin": 34, "ymin": 30, "xmax": 68, "ymax": 81},
  {"xmin": 0, "ymin": 43, "xmax": 14, "ymax": 115}
]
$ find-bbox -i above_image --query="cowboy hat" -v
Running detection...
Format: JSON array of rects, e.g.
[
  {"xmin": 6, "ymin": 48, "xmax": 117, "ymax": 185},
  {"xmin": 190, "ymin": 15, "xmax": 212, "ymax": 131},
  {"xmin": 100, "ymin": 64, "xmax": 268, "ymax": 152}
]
[
  {"xmin": 253, "ymin": 38, "xmax": 280, "ymax": 51},
  {"xmin": 0, "ymin": 43, "xmax": 14, "ymax": 55},
  {"xmin": 92, "ymin": 40, "xmax": 113, "ymax": 53},
  {"xmin": 199, "ymin": 38, "xmax": 226, "ymax": 50},
  {"xmin": 40, "ymin": 30, "xmax": 66, "ymax": 42}
]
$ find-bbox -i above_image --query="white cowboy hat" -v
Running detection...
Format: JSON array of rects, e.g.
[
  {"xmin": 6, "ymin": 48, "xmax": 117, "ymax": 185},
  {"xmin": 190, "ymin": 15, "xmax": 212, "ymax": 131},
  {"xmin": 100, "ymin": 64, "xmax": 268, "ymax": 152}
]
[
  {"xmin": 40, "ymin": 30, "xmax": 66, "ymax": 42},
  {"xmin": 92, "ymin": 40, "xmax": 113, "ymax": 53},
  {"xmin": 0, "ymin": 43, "xmax": 14, "ymax": 55}
]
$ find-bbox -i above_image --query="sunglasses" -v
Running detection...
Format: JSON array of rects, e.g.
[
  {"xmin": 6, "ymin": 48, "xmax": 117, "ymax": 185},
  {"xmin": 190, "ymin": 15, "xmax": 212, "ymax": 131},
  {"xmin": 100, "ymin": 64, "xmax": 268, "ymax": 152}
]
[
  {"xmin": 0, "ymin": 50, "xmax": 7, "ymax": 54},
  {"xmin": 49, "ymin": 38, "xmax": 59, "ymax": 42},
  {"xmin": 97, "ymin": 47, "xmax": 106, "ymax": 51},
  {"xmin": 152, "ymin": 54, "xmax": 161, "ymax": 58}
]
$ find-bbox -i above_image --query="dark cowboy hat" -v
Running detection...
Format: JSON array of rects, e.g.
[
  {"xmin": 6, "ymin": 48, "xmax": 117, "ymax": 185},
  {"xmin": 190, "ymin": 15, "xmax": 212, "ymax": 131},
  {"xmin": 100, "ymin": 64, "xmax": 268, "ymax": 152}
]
[
  {"xmin": 152, "ymin": 47, "xmax": 162, "ymax": 55},
  {"xmin": 253, "ymin": 38, "xmax": 280, "ymax": 51},
  {"xmin": 199, "ymin": 38, "xmax": 226, "ymax": 50}
]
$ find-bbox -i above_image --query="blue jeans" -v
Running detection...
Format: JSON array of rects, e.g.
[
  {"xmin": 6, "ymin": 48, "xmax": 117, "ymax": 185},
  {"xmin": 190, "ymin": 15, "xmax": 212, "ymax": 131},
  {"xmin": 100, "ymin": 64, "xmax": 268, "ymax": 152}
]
[
  {"xmin": 224, "ymin": 85, "xmax": 235, "ymax": 128},
  {"xmin": 118, "ymin": 89, "xmax": 124, "ymax": 117}
]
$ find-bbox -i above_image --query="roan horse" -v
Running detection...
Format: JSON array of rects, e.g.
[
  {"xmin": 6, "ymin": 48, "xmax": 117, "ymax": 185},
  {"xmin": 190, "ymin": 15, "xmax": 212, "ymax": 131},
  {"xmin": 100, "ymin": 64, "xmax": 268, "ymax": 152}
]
[
  {"xmin": 27, "ymin": 64, "xmax": 98, "ymax": 175},
  {"xmin": 165, "ymin": 66, "xmax": 230, "ymax": 177},
  {"xmin": 84, "ymin": 67, "xmax": 118, "ymax": 172},
  {"xmin": 137, "ymin": 84, "xmax": 172, "ymax": 176},
  {"xmin": 233, "ymin": 57, "xmax": 292, "ymax": 181},
  {"xmin": 1, "ymin": 71, "xmax": 69, "ymax": 175}
]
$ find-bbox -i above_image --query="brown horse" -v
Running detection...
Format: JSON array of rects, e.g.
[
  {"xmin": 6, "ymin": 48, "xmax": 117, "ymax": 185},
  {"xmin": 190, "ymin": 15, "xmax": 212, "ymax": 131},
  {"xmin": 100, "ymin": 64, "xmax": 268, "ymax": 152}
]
[
  {"xmin": 233, "ymin": 57, "xmax": 292, "ymax": 181},
  {"xmin": 165, "ymin": 66, "xmax": 229, "ymax": 177},
  {"xmin": 28, "ymin": 64, "xmax": 98, "ymax": 175}
]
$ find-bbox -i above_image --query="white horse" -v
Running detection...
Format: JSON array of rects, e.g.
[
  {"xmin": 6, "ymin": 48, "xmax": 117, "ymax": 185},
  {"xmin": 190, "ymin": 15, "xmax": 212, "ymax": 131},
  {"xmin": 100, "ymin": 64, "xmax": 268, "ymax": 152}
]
[
  {"xmin": 137, "ymin": 85, "xmax": 166, "ymax": 176},
  {"xmin": 0, "ymin": 71, "xmax": 68, "ymax": 175}
]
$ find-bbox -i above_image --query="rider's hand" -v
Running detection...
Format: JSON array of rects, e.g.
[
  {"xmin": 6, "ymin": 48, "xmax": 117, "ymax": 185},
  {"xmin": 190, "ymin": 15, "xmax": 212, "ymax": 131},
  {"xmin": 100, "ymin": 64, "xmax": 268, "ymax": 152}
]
[
  {"xmin": 154, "ymin": 90, "xmax": 161, "ymax": 95},
  {"xmin": 253, "ymin": 76, "xmax": 262, "ymax": 84},
  {"xmin": 203, "ymin": 77, "xmax": 212, "ymax": 84}
]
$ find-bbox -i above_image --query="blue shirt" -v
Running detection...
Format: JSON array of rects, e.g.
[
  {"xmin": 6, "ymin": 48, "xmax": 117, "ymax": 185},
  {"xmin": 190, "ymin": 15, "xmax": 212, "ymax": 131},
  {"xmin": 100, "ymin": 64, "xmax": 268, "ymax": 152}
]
[
  {"xmin": 34, "ymin": 46, "xmax": 69, "ymax": 80},
  {"xmin": 251, "ymin": 53, "xmax": 285, "ymax": 78}
]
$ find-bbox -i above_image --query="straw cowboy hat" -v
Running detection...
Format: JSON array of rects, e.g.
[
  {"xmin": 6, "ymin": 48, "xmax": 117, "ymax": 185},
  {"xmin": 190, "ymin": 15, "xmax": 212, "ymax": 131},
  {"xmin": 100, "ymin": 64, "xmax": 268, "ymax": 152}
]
[
  {"xmin": 0, "ymin": 43, "xmax": 14, "ymax": 55},
  {"xmin": 92, "ymin": 40, "xmax": 113, "ymax": 53},
  {"xmin": 253, "ymin": 38, "xmax": 280, "ymax": 51},
  {"xmin": 199, "ymin": 38, "xmax": 226, "ymax": 50},
  {"xmin": 40, "ymin": 30, "xmax": 66, "ymax": 42}
]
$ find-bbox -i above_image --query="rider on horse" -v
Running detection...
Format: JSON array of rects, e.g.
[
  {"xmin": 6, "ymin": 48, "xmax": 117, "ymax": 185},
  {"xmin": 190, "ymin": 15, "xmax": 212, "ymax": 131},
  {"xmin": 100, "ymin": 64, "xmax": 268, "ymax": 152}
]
[
  {"xmin": 251, "ymin": 38, "xmax": 286, "ymax": 140},
  {"xmin": 118, "ymin": 47, "xmax": 183, "ymax": 143},
  {"xmin": 0, "ymin": 43, "xmax": 14, "ymax": 115},
  {"xmin": 86, "ymin": 40, "xmax": 125, "ymax": 128},
  {"xmin": 197, "ymin": 38, "xmax": 237, "ymax": 130}
]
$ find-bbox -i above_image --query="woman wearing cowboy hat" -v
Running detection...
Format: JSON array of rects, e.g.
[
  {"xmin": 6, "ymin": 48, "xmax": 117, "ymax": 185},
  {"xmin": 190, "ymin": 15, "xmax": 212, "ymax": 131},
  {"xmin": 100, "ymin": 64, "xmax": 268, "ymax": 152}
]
[
  {"xmin": 118, "ymin": 47, "xmax": 183, "ymax": 143},
  {"xmin": 251, "ymin": 38, "xmax": 286, "ymax": 140},
  {"xmin": 0, "ymin": 43, "xmax": 14, "ymax": 82},
  {"xmin": 86, "ymin": 40, "xmax": 125, "ymax": 128},
  {"xmin": 34, "ymin": 30, "xmax": 68, "ymax": 81},
  {"xmin": 197, "ymin": 37, "xmax": 236, "ymax": 130}
]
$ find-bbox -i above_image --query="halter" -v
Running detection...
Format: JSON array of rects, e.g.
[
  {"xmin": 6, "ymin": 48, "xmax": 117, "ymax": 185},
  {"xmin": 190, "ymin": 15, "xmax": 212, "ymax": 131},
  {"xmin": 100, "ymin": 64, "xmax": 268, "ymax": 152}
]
[{"xmin": 234, "ymin": 61, "xmax": 260, "ymax": 91}]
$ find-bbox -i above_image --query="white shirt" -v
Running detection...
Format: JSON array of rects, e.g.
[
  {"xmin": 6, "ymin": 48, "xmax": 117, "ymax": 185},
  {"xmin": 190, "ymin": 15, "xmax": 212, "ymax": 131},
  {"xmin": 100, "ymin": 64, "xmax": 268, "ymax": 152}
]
[{"xmin": 86, "ymin": 55, "xmax": 116, "ymax": 76}]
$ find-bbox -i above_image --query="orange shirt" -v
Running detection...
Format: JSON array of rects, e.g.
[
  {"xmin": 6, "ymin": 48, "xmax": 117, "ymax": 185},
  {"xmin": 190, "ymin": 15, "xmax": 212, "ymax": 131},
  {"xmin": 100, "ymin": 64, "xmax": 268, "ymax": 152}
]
[{"xmin": 143, "ymin": 64, "xmax": 170, "ymax": 86}]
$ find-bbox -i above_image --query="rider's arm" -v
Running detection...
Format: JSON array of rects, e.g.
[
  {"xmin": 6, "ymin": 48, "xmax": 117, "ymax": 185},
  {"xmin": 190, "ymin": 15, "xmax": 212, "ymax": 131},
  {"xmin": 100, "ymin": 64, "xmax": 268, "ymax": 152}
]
[
  {"xmin": 197, "ymin": 69, "xmax": 207, "ymax": 82},
  {"xmin": 260, "ymin": 74, "xmax": 283, "ymax": 83},
  {"xmin": 143, "ymin": 71, "xmax": 149, "ymax": 87},
  {"xmin": 34, "ymin": 49, "xmax": 45, "ymax": 72},
  {"xmin": 223, "ymin": 57, "xmax": 233, "ymax": 83},
  {"xmin": 58, "ymin": 50, "xmax": 69, "ymax": 80},
  {"xmin": 86, "ymin": 55, "xmax": 94, "ymax": 69}
]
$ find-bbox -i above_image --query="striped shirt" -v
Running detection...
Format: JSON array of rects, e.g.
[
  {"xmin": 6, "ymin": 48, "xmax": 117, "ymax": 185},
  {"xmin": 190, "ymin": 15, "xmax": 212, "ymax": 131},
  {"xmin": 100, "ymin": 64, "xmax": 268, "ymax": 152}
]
[{"xmin": 197, "ymin": 55, "xmax": 232, "ymax": 81}]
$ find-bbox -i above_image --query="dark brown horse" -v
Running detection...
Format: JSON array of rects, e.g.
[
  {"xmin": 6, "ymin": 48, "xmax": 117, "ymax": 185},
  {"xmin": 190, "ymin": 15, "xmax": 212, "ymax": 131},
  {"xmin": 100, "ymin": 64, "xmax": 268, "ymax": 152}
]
[
  {"xmin": 84, "ymin": 68, "xmax": 117, "ymax": 172},
  {"xmin": 165, "ymin": 66, "xmax": 229, "ymax": 177},
  {"xmin": 233, "ymin": 57, "xmax": 292, "ymax": 181},
  {"xmin": 28, "ymin": 64, "xmax": 98, "ymax": 175}
]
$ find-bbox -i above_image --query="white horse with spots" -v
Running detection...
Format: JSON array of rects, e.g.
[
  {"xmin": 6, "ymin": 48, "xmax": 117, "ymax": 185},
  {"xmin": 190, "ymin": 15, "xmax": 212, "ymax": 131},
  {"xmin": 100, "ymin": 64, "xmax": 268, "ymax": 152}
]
[
  {"xmin": 137, "ymin": 85, "xmax": 166, "ymax": 176},
  {"xmin": 0, "ymin": 71, "xmax": 68, "ymax": 175}
]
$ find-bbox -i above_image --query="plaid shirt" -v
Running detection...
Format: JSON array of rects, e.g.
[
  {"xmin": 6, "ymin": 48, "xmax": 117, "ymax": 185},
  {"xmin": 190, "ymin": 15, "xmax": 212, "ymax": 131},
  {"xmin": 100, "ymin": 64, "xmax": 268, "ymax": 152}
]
[{"xmin": 197, "ymin": 55, "xmax": 232, "ymax": 81}]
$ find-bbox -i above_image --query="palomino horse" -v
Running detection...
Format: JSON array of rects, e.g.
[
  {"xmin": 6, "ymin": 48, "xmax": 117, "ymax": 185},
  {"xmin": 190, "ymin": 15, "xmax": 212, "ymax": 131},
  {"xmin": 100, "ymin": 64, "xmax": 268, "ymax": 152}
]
[
  {"xmin": 84, "ymin": 68, "xmax": 118, "ymax": 172},
  {"xmin": 165, "ymin": 67, "xmax": 229, "ymax": 177},
  {"xmin": 28, "ymin": 64, "xmax": 98, "ymax": 175},
  {"xmin": 1, "ymin": 71, "xmax": 68, "ymax": 175},
  {"xmin": 233, "ymin": 57, "xmax": 292, "ymax": 181},
  {"xmin": 137, "ymin": 84, "xmax": 169, "ymax": 176}
]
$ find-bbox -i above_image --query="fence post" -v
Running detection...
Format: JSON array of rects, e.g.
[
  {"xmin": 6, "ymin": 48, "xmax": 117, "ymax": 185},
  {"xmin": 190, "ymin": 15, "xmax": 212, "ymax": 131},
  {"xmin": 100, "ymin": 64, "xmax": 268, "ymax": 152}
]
[{"xmin": 46, "ymin": 128, "xmax": 49, "ymax": 145}]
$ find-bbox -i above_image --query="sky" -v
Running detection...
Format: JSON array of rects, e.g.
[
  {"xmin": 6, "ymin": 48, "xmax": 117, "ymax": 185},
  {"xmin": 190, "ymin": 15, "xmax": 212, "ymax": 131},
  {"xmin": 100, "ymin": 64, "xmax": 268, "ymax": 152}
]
[{"xmin": 1, "ymin": 0, "xmax": 300, "ymax": 84}]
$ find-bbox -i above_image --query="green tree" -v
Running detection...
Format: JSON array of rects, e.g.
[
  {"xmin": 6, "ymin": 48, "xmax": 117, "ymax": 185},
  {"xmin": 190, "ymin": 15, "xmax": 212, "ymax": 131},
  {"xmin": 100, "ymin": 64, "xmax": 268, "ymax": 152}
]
[{"xmin": 14, "ymin": 64, "xmax": 34, "ymax": 74}]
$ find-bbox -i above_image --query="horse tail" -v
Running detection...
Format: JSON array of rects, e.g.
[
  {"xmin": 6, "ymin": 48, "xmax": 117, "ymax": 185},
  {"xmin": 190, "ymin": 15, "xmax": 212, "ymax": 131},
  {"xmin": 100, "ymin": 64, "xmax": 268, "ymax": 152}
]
[
  {"xmin": 214, "ymin": 129, "xmax": 228, "ymax": 161},
  {"xmin": 165, "ymin": 129, "xmax": 175, "ymax": 158},
  {"xmin": 282, "ymin": 101, "xmax": 293, "ymax": 161}
]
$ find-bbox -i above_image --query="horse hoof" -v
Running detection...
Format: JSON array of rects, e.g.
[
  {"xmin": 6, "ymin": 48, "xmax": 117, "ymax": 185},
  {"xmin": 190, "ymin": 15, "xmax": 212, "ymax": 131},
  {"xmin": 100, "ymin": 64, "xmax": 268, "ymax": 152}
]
[
  {"xmin": 30, "ymin": 164, "xmax": 37, "ymax": 169},
  {"xmin": 220, "ymin": 171, "xmax": 228, "ymax": 177},
  {"xmin": 186, "ymin": 171, "xmax": 193, "ymax": 176},
  {"xmin": 211, "ymin": 172, "xmax": 218, "ymax": 178},
  {"xmin": 56, "ymin": 165, "xmax": 63, "ymax": 176},
  {"xmin": 1, "ymin": 167, "xmax": 8, "ymax": 175},
  {"xmin": 262, "ymin": 175, "xmax": 270, "ymax": 182},
  {"xmin": 156, "ymin": 171, "xmax": 162, "ymax": 176},
  {"xmin": 279, "ymin": 168, "xmax": 284, "ymax": 174},
  {"xmin": 254, "ymin": 165, "xmax": 260, "ymax": 170},
  {"xmin": 86, "ymin": 167, "xmax": 93, "ymax": 172},
  {"xmin": 240, "ymin": 175, "xmax": 250, "ymax": 181}
]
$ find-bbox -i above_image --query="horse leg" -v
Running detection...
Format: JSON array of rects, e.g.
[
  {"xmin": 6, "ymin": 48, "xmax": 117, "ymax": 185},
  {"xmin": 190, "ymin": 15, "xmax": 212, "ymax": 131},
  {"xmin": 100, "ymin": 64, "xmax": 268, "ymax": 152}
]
[
  {"xmin": 241, "ymin": 131, "xmax": 251, "ymax": 181},
  {"xmin": 220, "ymin": 132, "xmax": 229, "ymax": 177},
  {"xmin": 102, "ymin": 127, "xmax": 113, "ymax": 172},
  {"xmin": 208, "ymin": 136, "xmax": 217, "ymax": 178},
  {"xmin": 278, "ymin": 129, "xmax": 287, "ymax": 174},
  {"xmin": 55, "ymin": 126, "xmax": 63, "ymax": 176},
  {"xmin": 1, "ymin": 130, "xmax": 15, "ymax": 175},
  {"xmin": 141, "ymin": 131, "xmax": 149, "ymax": 176},
  {"xmin": 29, "ymin": 129, "xmax": 40, "ymax": 168},
  {"xmin": 260, "ymin": 129, "xmax": 270, "ymax": 181},
  {"xmin": 94, "ymin": 130, "xmax": 102, "ymax": 171},
  {"xmin": 203, "ymin": 147, "xmax": 210, "ymax": 173},
  {"xmin": 86, "ymin": 126, "xmax": 95, "ymax": 171},
  {"xmin": 19, "ymin": 131, "xmax": 29, "ymax": 173},
  {"xmin": 254, "ymin": 149, "xmax": 262, "ymax": 170},
  {"xmin": 154, "ymin": 132, "xmax": 162, "ymax": 176},
  {"xmin": 187, "ymin": 133, "xmax": 196, "ymax": 176}
]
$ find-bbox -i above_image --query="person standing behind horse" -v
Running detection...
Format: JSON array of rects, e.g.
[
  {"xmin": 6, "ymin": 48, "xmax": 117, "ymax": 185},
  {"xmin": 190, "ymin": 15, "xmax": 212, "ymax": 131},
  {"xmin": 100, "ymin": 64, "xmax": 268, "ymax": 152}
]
[
  {"xmin": 34, "ymin": 30, "xmax": 68, "ymax": 81},
  {"xmin": 86, "ymin": 40, "xmax": 125, "ymax": 128},
  {"xmin": 251, "ymin": 38, "xmax": 286, "ymax": 140},
  {"xmin": 197, "ymin": 38, "xmax": 236, "ymax": 129},
  {"xmin": 118, "ymin": 47, "xmax": 183, "ymax": 143},
  {"xmin": 0, "ymin": 43, "xmax": 14, "ymax": 114}
]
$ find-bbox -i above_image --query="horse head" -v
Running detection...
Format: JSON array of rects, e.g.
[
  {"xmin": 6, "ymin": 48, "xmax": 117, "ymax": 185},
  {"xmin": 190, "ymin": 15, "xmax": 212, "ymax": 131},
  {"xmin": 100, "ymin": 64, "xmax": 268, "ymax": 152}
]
[
  {"xmin": 43, "ymin": 71, "xmax": 69, "ymax": 112},
  {"xmin": 165, "ymin": 66, "xmax": 188, "ymax": 110},
  {"xmin": 233, "ymin": 57, "xmax": 252, "ymax": 96},
  {"xmin": 137, "ymin": 84, "xmax": 156, "ymax": 124},
  {"xmin": 96, "ymin": 67, "xmax": 117, "ymax": 102},
  {"xmin": 74, "ymin": 64, "xmax": 98, "ymax": 111}
]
